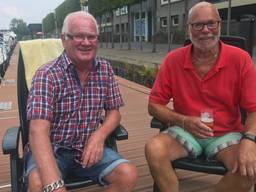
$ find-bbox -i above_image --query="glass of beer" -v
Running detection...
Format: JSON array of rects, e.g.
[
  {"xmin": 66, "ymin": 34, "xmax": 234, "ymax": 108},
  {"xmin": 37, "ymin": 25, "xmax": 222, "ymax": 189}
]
[{"xmin": 200, "ymin": 109, "xmax": 214, "ymax": 128}]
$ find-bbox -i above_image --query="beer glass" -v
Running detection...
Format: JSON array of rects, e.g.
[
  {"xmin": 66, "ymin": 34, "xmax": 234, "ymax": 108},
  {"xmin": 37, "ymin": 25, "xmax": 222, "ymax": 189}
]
[{"xmin": 200, "ymin": 109, "xmax": 214, "ymax": 128}]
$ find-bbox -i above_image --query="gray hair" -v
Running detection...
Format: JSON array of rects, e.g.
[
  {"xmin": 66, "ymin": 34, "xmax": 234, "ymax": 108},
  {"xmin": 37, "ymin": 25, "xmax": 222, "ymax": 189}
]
[
  {"xmin": 61, "ymin": 11, "xmax": 99, "ymax": 34},
  {"xmin": 187, "ymin": 2, "xmax": 221, "ymax": 24}
]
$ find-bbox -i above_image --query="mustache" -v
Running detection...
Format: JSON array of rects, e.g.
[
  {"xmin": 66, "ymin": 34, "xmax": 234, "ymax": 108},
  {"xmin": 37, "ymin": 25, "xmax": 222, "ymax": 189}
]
[{"xmin": 198, "ymin": 36, "xmax": 216, "ymax": 40}]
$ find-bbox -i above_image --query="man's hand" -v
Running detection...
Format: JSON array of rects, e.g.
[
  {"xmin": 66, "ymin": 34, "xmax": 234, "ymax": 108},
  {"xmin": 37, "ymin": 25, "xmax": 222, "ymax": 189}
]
[
  {"xmin": 184, "ymin": 116, "xmax": 214, "ymax": 138},
  {"xmin": 237, "ymin": 139, "xmax": 256, "ymax": 181},
  {"xmin": 81, "ymin": 130, "xmax": 105, "ymax": 168}
]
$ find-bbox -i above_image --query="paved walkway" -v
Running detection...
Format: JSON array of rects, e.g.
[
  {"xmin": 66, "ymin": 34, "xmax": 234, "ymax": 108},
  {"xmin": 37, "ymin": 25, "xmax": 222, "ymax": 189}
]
[{"xmin": 97, "ymin": 42, "xmax": 181, "ymax": 67}]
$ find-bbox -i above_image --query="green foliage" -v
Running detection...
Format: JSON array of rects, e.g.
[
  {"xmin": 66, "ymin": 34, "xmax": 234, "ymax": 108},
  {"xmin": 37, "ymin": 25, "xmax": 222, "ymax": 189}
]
[
  {"xmin": 89, "ymin": 0, "xmax": 108, "ymax": 16},
  {"xmin": 9, "ymin": 18, "xmax": 29, "ymax": 40},
  {"xmin": 42, "ymin": 13, "xmax": 55, "ymax": 34},
  {"xmin": 55, "ymin": 0, "xmax": 81, "ymax": 29},
  {"xmin": 110, "ymin": 60, "xmax": 157, "ymax": 88},
  {"xmin": 120, "ymin": 0, "xmax": 140, "ymax": 7},
  {"xmin": 136, "ymin": 64, "xmax": 158, "ymax": 87}
]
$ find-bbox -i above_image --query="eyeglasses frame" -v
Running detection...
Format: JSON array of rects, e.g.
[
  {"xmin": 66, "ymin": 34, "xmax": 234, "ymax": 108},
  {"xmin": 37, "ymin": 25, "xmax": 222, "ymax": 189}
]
[
  {"xmin": 189, "ymin": 20, "xmax": 221, "ymax": 31},
  {"xmin": 65, "ymin": 33, "xmax": 98, "ymax": 42}
]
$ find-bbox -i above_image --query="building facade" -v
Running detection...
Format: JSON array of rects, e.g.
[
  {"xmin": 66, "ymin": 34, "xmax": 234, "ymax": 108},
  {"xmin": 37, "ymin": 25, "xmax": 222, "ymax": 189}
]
[{"xmin": 96, "ymin": 0, "xmax": 256, "ymax": 43}]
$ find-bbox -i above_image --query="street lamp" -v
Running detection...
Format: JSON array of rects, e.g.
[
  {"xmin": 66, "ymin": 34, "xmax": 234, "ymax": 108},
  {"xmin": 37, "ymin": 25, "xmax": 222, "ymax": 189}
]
[
  {"xmin": 227, "ymin": 0, "xmax": 231, "ymax": 35},
  {"xmin": 53, "ymin": 10, "xmax": 58, "ymax": 38}
]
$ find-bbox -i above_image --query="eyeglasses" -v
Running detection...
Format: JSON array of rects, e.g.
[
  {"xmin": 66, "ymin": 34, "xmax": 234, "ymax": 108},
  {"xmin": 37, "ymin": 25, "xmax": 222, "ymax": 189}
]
[
  {"xmin": 190, "ymin": 21, "xmax": 220, "ymax": 31},
  {"xmin": 66, "ymin": 33, "xmax": 98, "ymax": 42}
]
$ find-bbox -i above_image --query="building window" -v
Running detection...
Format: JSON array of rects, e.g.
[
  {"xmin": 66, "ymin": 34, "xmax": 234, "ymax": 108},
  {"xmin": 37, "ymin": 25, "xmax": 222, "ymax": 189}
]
[
  {"xmin": 126, "ymin": 23, "xmax": 129, "ymax": 33},
  {"xmin": 135, "ymin": 16, "xmax": 146, "ymax": 37},
  {"xmin": 135, "ymin": 13, "xmax": 140, "ymax": 20},
  {"xmin": 121, "ymin": 23, "xmax": 125, "ymax": 33},
  {"xmin": 116, "ymin": 24, "xmax": 120, "ymax": 33},
  {"xmin": 171, "ymin": 15, "xmax": 179, "ymax": 26},
  {"xmin": 160, "ymin": 17, "xmax": 167, "ymax": 27},
  {"xmin": 116, "ymin": 6, "xmax": 128, "ymax": 16},
  {"xmin": 161, "ymin": 0, "xmax": 182, "ymax": 5}
]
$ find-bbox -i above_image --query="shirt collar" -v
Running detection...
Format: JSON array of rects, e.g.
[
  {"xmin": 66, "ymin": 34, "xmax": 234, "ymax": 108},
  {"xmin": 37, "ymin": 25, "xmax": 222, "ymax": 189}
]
[
  {"xmin": 61, "ymin": 50, "xmax": 98, "ymax": 71},
  {"xmin": 183, "ymin": 41, "xmax": 226, "ymax": 70}
]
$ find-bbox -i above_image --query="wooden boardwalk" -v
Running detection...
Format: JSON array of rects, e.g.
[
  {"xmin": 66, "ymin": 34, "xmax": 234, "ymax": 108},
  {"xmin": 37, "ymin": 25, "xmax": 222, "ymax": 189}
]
[{"xmin": 0, "ymin": 44, "xmax": 222, "ymax": 192}]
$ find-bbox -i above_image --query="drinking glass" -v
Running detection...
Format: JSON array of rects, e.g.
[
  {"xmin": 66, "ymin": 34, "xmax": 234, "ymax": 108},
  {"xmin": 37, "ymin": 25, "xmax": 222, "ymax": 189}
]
[{"xmin": 200, "ymin": 109, "xmax": 214, "ymax": 128}]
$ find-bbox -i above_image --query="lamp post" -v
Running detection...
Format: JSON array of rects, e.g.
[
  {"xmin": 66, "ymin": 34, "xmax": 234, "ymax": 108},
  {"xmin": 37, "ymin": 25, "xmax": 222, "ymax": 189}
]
[
  {"xmin": 168, "ymin": 0, "xmax": 172, "ymax": 52},
  {"xmin": 53, "ymin": 10, "xmax": 58, "ymax": 38},
  {"xmin": 227, "ymin": 0, "xmax": 231, "ymax": 35},
  {"xmin": 42, "ymin": 24, "xmax": 44, "ymax": 39}
]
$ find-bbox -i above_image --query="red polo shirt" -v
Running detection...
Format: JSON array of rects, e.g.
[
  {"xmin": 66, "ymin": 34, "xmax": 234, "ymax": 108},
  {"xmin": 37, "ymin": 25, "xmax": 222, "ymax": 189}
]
[{"xmin": 149, "ymin": 42, "xmax": 256, "ymax": 136}]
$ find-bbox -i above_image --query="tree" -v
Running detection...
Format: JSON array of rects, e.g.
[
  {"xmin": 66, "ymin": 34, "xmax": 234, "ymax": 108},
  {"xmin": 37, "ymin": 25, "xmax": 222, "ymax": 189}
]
[
  {"xmin": 42, "ymin": 13, "xmax": 55, "ymax": 35},
  {"xmin": 9, "ymin": 18, "xmax": 29, "ymax": 40},
  {"xmin": 55, "ymin": 0, "xmax": 81, "ymax": 32}
]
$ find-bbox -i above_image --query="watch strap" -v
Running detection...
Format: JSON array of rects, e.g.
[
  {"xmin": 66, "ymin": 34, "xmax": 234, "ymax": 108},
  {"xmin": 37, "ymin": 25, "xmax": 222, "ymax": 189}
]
[{"xmin": 242, "ymin": 132, "xmax": 256, "ymax": 142}]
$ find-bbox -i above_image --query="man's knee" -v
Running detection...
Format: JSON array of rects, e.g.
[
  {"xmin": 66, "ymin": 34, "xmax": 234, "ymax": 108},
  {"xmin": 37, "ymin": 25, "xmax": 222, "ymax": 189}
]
[
  {"xmin": 115, "ymin": 163, "xmax": 138, "ymax": 185},
  {"xmin": 106, "ymin": 162, "xmax": 138, "ymax": 188},
  {"xmin": 28, "ymin": 169, "xmax": 42, "ymax": 191},
  {"xmin": 232, "ymin": 172, "xmax": 254, "ymax": 190},
  {"xmin": 145, "ymin": 134, "xmax": 171, "ymax": 159},
  {"xmin": 145, "ymin": 133, "xmax": 185, "ymax": 163},
  {"xmin": 216, "ymin": 172, "xmax": 253, "ymax": 192}
]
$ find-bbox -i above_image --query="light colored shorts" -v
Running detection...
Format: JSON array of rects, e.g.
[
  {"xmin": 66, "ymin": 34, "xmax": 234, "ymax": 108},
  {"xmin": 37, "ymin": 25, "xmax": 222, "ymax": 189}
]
[
  {"xmin": 163, "ymin": 126, "xmax": 242, "ymax": 159},
  {"xmin": 25, "ymin": 146, "xmax": 129, "ymax": 185}
]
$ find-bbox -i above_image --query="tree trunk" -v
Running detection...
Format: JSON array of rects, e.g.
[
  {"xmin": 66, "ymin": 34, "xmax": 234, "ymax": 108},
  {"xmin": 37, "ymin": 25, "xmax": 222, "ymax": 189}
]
[
  {"xmin": 227, "ymin": 0, "xmax": 231, "ymax": 35},
  {"xmin": 152, "ymin": 0, "xmax": 157, "ymax": 52},
  {"xmin": 167, "ymin": 0, "xmax": 171, "ymax": 52},
  {"xmin": 127, "ymin": 5, "xmax": 131, "ymax": 50}
]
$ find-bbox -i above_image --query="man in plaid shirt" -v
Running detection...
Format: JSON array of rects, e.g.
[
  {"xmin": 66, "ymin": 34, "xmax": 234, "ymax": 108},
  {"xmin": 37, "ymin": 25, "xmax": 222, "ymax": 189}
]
[{"xmin": 25, "ymin": 11, "xmax": 137, "ymax": 192}]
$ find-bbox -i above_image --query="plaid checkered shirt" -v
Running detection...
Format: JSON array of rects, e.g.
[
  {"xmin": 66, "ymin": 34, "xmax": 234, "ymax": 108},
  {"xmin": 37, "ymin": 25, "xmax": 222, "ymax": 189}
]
[{"xmin": 27, "ymin": 51, "xmax": 124, "ymax": 163}]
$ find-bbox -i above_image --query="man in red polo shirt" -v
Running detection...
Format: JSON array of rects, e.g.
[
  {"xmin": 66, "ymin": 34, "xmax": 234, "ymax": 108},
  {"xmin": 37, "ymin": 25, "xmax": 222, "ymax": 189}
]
[{"xmin": 145, "ymin": 2, "xmax": 256, "ymax": 192}]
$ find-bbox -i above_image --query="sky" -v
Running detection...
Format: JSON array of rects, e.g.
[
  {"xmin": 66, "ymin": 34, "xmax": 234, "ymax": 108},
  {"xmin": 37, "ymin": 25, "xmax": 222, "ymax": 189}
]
[{"xmin": 0, "ymin": 0, "xmax": 65, "ymax": 30}]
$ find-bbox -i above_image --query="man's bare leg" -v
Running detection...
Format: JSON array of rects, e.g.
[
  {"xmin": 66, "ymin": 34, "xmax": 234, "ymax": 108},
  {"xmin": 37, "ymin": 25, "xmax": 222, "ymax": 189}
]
[
  {"xmin": 104, "ymin": 162, "xmax": 138, "ymax": 192},
  {"xmin": 145, "ymin": 133, "xmax": 188, "ymax": 192},
  {"xmin": 215, "ymin": 144, "xmax": 253, "ymax": 192}
]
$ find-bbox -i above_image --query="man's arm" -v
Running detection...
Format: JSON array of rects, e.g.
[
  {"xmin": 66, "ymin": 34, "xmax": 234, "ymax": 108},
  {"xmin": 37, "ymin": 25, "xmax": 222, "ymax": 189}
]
[
  {"xmin": 238, "ymin": 112, "xmax": 256, "ymax": 181},
  {"xmin": 82, "ymin": 109, "xmax": 121, "ymax": 167},
  {"xmin": 148, "ymin": 102, "xmax": 213, "ymax": 138},
  {"xmin": 29, "ymin": 119, "xmax": 66, "ymax": 191},
  {"xmin": 148, "ymin": 102, "xmax": 181, "ymax": 126},
  {"xmin": 244, "ymin": 112, "xmax": 256, "ymax": 133}
]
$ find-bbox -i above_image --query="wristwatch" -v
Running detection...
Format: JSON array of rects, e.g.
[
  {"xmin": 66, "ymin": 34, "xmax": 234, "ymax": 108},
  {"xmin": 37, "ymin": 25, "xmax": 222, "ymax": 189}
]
[
  {"xmin": 242, "ymin": 132, "xmax": 256, "ymax": 142},
  {"xmin": 43, "ymin": 179, "xmax": 65, "ymax": 192}
]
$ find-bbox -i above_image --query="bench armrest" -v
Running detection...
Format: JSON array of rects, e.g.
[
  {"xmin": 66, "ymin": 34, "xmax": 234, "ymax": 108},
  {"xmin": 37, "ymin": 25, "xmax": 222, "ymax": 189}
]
[
  {"xmin": 150, "ymin": 117, "xmax": 168, "ymax": 131},
  {"xmin": 2, "ymin": 127, "xmax": 20, "ymax": 155},
  {"xmin": 113, "ymin": 124, "xmax": 128, "ymax": 140},
  {"xmin": 100, "ymin": 116, "xmax": 128, "ymax": 140}
]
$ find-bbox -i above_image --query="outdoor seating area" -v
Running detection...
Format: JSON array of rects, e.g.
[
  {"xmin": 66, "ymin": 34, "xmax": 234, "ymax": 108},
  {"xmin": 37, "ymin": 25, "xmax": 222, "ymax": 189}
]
[{"xmin": 0, "ymin": 40, "xmax": 229, "ymax": 192}]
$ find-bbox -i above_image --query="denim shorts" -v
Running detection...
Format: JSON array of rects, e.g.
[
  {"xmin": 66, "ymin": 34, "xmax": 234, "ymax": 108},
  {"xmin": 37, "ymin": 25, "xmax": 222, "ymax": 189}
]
[
  {"xmin": 25, "ymin": 146, "xmax": 129, "ymax": 185},
  {"xmin": 163, "ymin": 126, "xmax": 242, "ymax": 159}
]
